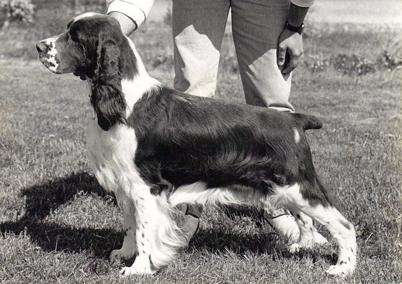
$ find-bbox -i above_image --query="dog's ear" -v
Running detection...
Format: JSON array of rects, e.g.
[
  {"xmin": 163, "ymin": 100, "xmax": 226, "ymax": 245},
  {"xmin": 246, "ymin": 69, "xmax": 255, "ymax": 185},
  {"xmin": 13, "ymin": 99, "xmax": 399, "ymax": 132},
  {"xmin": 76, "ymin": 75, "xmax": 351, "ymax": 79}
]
[{"xmin": 91, "ymin": 36, "xmax": 126, "ymax": 131}]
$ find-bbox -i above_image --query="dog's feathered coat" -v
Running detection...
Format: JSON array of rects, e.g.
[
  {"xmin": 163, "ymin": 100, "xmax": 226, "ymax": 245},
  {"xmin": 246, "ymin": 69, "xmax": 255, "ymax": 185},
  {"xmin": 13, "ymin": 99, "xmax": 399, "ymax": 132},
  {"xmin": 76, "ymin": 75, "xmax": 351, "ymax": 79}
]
[
  {"xmin": 36, "ymin": 13, "xmax": 357, "ymax": 277},
  {"xmin": 130, "ymin": 88, "xmax": 323, "ymax": 195}
]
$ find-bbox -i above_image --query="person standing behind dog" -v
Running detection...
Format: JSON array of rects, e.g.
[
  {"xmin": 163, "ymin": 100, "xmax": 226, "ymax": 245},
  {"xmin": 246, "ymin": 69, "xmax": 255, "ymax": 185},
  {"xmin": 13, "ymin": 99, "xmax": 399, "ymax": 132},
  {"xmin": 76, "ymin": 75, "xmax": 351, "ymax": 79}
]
[{"xmin": 106, "ymin": 0, "xmax": 313, "ymax": 244}]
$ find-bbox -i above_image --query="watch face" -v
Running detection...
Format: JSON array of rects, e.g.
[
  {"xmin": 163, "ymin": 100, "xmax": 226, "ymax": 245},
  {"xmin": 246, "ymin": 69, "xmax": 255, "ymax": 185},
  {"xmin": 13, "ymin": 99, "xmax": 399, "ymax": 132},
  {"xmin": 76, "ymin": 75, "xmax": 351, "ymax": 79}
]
[{"xmin": 298, "ymin": 24, "xmax": 305, "ymax": 34}]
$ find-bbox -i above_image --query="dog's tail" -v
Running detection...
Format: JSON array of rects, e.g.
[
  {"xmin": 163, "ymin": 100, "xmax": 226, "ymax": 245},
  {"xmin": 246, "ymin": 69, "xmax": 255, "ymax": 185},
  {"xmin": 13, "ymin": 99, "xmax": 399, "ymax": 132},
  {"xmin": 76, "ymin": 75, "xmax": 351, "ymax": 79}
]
[{"xmin": 293, "ymin": 113, "xmax": 323, "ymax": 131}]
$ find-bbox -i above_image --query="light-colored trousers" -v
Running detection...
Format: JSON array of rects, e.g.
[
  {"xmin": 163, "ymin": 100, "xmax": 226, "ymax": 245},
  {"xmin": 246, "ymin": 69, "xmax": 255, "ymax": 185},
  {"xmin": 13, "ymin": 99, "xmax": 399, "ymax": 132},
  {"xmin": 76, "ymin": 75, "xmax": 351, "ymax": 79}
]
[
  {"xmin": 172, "ymin": 0, "xmax": 294, "ymax": 112},
  {"xmin": 172, "ymin": 0, "xmax": 299, "ymax": 241}
]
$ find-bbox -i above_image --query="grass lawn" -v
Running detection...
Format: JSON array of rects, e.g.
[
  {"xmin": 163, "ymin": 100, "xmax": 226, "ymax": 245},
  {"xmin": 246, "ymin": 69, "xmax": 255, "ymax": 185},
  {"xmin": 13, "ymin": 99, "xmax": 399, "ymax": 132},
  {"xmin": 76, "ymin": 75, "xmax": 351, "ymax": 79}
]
[{"xmin": 0, "ymin": 18, "xmax": 401, "ymax": 283}]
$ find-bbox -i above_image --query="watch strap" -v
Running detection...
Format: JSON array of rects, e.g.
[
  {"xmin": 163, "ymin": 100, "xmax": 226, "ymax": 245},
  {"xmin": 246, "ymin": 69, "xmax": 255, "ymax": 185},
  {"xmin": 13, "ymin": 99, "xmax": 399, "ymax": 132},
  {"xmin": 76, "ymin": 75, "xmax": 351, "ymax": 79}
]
[{"xmin": 285, "ymin": 21, "xmax": 305, "ymax": 34}]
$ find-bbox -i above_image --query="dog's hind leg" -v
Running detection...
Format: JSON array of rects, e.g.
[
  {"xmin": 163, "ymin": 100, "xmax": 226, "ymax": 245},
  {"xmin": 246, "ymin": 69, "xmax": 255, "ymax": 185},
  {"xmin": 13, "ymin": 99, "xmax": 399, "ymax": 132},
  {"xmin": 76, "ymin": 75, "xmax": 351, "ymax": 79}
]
[
  {"xmin": 278, "ymin": 183, "xmax": 357, "ymax": 276},
  {"xmin": 110, "ymin": 188, "xmax": 137, "ymax": 263},
  {"xmin": 287, "ymin": 212, "xmax": 328, "ymax": 253},
  {"xmin": 300, "ymin": 205, "xmax": 356, "ymax": 276}
]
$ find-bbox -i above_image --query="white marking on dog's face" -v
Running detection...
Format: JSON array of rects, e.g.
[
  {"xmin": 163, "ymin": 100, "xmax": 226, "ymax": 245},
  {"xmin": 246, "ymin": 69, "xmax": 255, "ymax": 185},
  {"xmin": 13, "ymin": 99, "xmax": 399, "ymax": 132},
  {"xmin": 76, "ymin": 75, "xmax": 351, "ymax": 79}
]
[
  {"xmin": 293, "ymin": 128, "xmax": 300, "ymax": 144},
  {"xmin": 37, "ymin": 12, "xmax": 103, "ymax": 75},
  {"xmin": 44, "ymin": 37, "xmax": 58, "ymax": 72},
  {"xmin": 37, "ymin": 36, "xmax": 61, "ymax": 73}
]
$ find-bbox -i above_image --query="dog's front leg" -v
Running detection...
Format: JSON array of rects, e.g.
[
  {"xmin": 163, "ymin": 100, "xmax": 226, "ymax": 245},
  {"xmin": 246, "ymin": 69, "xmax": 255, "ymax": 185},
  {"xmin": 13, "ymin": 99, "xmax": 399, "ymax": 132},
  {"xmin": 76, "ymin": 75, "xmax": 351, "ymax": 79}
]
[
  {"xmin": 119, "ymin": 181, "xmax": 187, "ymax": 277},
  {"xmin": 119, "ymin": 182, "xmax": 156, "ymax": 276},
  {"xmin": 110, "ymin": 188, "xmax": 138, "ymax": 263}
]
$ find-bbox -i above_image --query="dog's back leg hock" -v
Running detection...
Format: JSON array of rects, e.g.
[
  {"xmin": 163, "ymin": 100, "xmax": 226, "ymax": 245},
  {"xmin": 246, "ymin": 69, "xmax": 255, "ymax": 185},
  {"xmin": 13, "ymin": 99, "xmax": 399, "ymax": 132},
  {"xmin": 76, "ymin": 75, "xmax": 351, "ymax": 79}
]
[
  {"xmin": 303, "ymin": 205, "xmax": 356, "ymax": 276},
  {"xmin": 284, "ymin": 184, "xmax": 357, "ymax": 276}
]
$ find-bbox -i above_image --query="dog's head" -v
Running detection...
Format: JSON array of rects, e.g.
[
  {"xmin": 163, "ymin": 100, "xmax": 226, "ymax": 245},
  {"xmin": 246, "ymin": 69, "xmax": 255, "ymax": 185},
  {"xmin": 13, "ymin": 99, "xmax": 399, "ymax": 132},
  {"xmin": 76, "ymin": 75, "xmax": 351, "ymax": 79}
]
[
  {"xmin": 36, "ymin": 13, "xmax": 138, "ymax": 131},
  {"xmin": 36, "ymin": 12, "xmax": 136, "ymax": 79}
]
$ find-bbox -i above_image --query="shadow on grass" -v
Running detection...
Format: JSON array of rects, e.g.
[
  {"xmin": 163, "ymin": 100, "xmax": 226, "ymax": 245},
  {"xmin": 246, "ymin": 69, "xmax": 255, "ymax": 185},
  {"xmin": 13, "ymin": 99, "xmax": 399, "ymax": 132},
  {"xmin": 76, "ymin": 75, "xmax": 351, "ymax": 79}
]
[
  {"xmin": 0, "ymin": 172, "xmax": 336, "ymax": 264},
  {"xmin": 0, "ymin": 172, "xmax": 123, "ymax": 258}
]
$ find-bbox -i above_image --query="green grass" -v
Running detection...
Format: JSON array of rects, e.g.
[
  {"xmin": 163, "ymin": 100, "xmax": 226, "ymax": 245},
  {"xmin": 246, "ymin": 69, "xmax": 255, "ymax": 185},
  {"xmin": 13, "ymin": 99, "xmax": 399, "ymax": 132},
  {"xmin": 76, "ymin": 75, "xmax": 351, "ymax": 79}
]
[{"xmin": 0, "ymin": 18, "xmax": 401, "ymax": 283}]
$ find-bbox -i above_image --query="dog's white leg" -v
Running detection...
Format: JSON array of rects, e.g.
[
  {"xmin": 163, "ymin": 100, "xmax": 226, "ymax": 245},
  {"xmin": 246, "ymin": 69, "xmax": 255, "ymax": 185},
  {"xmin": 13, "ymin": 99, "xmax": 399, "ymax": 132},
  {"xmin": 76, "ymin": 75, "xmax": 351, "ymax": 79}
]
[
  {"xmin": 316, "ymin": 207, "xmax": 356, "ymax": 276},
  {"xmin": 282, "ymin": 184, "xmax": 357, "ymax": 276},
  {"xmin": 287, "ymin": 212, "xmax": 328, "ymax": 253},
  {"xmin": 119, "ymin": 183, "xmax": 187, "ymax": 277},
  {"xmin": 110, "ymin": 189, "xmax": 137, "ymax": 263},
  {"xmin": 302, "ymin": 205, "xmax": 356, "ymax": 276},
  {"xmin": 119, "ymin": 183, "xmax": 157, "ymax": 276}
]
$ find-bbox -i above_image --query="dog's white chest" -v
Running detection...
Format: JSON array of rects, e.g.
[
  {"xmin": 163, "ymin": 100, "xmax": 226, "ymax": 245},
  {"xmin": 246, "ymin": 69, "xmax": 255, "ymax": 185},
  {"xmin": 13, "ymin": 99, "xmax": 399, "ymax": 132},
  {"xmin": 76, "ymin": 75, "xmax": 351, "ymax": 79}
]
[{"xmin": 85, "ymin": 119, "xmax": 139, "ymax": 193}]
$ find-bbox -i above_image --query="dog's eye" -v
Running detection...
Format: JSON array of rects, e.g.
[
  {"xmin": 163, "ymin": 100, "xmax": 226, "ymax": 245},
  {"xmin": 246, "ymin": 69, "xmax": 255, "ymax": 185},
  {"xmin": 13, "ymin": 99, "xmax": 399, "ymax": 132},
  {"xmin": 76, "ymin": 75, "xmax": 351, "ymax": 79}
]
[{"xmin": 68, "ymin": 31, "xmax": 79, "ymax": 43}]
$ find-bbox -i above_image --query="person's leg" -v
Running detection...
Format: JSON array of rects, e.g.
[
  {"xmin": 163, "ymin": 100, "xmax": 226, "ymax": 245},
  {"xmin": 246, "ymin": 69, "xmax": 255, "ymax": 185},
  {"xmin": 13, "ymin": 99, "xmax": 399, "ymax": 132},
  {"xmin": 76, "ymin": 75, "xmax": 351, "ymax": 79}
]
[
  {"xmin": 232, "ymin": 0, "xmax": 297, "ymax": 241},
  {"xmin": 171, "ymin": 0, "xmax": 230, "ymax": 238},
  {"xmin": 172, "ymin": 0, "xmax": 230, "ymax": 97},
  {"xmin": 231, "ymin": 0, "xmax": 294, "ymax": 112}
]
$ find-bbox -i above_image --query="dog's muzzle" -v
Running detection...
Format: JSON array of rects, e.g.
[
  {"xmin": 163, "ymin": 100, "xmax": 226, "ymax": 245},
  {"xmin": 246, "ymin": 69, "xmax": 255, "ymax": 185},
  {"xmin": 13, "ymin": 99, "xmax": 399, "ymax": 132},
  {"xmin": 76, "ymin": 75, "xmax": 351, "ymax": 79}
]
[
  {"xmin": 36, "ymin": 41, "xmax": 48, "ymax": 54},
  {"xmin": 36, "ymin": 39, "xmax": 60, "ymax": 73}
]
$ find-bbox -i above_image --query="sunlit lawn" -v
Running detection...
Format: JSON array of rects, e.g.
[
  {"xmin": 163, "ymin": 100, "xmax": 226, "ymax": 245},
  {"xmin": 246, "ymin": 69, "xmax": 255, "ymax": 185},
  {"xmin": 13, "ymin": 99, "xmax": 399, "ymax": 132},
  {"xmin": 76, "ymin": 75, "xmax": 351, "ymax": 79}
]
[{"xmin": 0, "ymin": 18, "xmax": 401, "ymax": 283}]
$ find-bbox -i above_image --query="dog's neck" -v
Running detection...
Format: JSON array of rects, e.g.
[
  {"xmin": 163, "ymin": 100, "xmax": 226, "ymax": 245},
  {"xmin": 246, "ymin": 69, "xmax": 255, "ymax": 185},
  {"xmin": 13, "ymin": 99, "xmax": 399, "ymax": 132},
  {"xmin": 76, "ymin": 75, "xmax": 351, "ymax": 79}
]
[
  {"xmin": 87, "ymin": 36, "xmax": 161, "ymax": 126},
  {"xmin": 121, "ymin": 37, "xmax": 161, "ymax": 117}
]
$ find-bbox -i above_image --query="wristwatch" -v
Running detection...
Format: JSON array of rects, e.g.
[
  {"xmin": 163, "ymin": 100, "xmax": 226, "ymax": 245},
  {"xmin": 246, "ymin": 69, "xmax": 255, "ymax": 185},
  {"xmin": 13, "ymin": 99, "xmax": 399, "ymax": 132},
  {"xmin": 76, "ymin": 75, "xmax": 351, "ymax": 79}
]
[{"xmin": 284, "ymin": 21, "xmax": 305, "ymax": 34}]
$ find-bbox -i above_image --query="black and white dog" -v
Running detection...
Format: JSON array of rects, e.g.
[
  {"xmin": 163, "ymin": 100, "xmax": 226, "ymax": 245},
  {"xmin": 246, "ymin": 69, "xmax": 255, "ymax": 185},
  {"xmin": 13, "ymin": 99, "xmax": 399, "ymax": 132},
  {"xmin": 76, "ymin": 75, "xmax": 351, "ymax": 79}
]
[{"xmin": 36, "ymin": 13, "xmax": 356, "ymax": 277}]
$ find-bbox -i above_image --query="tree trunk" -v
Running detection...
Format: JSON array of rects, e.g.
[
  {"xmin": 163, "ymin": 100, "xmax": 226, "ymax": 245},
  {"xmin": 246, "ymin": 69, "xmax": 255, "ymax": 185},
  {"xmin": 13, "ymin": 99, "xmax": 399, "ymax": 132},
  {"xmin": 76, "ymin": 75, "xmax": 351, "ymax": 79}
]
[
  {"xmin": 73, "ymin": 0, "xmax": 81, "ymax": 11},
  {"xmin": 1, "ymin": 19, "xmax": 9, "ymax": 31},
  {"xmin": 1, "ymin": 4, "xmax": 10, "ymax": 31}
]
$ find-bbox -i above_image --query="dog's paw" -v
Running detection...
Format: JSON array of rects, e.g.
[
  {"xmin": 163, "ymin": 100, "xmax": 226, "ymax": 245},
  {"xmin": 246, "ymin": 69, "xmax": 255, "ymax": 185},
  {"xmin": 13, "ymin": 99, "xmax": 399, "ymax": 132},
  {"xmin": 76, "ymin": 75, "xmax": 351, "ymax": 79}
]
[
  {"xmin": 119, "ymin": 265, "xmax": 154, "ymax": 277},
  {"xmin": 287, "ymin": 231, "xmax": 328, "ymax": 253},
  {"xmin": 119, "ymin": 255, "xmax": 155, "ymax": 277},
  {"xmin": 326, "ymin": 263, "xmax": 354, "ymax": 277},
  {"xmin": 287, "ymin": 237, "xmax": 315, "ymax": 253},
  {"xmin": 109, "ymin": 248, "xmax": 135, "ymax": 264},
  {"xmin": 287, "ymin": 243, "xmax": 302, "ymax": 253},
  {"xmin": 287, "ymin": 230, "xmax": 301, "ymax": 245},
  {"xmin": 312, "ymin": 232, "xmax": 328, "ymax": 246}
]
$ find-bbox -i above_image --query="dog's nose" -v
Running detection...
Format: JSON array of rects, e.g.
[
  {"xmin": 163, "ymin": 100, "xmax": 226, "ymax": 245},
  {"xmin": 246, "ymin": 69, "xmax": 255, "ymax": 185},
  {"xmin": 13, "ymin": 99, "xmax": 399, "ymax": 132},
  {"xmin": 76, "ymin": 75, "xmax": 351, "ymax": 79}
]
[{"xmin": 36, "ymin": 41, "xmax": 48, "ymax": 53}]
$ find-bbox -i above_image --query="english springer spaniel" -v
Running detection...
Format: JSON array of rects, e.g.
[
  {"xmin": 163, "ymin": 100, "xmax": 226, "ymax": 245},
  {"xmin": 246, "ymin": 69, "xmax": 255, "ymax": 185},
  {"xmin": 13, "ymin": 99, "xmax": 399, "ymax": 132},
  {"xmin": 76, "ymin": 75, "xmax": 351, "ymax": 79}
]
[{"xmin": 36, "ymin": 13, "xmax": 356, "ymax": 277}]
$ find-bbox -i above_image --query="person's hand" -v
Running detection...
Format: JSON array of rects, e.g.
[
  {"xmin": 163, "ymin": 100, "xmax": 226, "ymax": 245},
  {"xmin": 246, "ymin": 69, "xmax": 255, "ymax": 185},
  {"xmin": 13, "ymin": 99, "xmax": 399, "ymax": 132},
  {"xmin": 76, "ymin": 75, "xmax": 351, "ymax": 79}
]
[{"xmin": 277, "ymin": 29, "xmax": 303, "ymax": 76}]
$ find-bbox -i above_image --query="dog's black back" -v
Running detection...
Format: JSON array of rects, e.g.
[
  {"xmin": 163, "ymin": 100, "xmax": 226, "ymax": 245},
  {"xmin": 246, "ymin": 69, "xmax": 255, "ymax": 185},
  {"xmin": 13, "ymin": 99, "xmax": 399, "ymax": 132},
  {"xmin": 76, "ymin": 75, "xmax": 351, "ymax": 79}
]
[{"xmin": 128, "ymin": 87, "xmax": 329, "ymax": 205}]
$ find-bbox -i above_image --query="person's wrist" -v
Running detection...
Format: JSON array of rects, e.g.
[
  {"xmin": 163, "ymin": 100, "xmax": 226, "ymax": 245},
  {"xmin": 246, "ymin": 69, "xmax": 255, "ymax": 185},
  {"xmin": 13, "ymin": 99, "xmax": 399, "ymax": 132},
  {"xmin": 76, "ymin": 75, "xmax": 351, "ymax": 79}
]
[
  {"xmin": 284, "ymin": 21, "xmax": 305, "ymax": 35},
  {"xmin": 286, "ymin": 3, "xmax": 308, "ymax": 31},
  {"xmin": 108, "ymin": 11, "xmax": 138, "ymax": 35}
]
